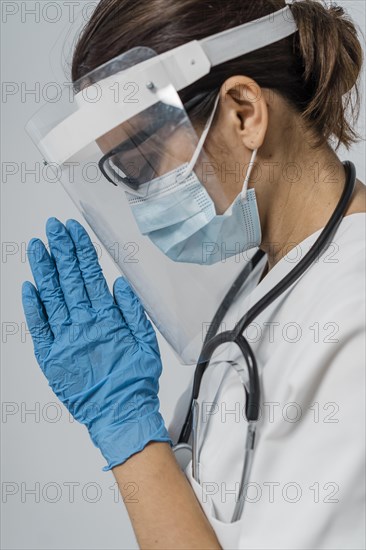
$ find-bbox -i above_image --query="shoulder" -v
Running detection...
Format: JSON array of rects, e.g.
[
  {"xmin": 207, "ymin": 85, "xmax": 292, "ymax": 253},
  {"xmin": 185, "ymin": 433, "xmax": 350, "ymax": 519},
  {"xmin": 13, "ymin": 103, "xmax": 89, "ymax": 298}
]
[{"xmin": 303, "ymin": 213, "xmax": 365, "ymax": 321}]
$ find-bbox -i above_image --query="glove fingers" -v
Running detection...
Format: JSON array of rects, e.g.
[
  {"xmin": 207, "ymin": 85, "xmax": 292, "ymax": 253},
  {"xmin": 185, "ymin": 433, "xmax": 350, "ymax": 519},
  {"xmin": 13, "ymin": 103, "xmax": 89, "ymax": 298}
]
[
  {"xmin": 46, "ymin": 218, "xmax": 91, "ymax": 321},
  {"xmin": 27, "ymin": 238, "xmax": 70, "ymax": 332},
  {"xmin": 22, "ymin": 281, "xmax": 54, "ymax": 365},
  {"xmin": 65, "ymin": 219, "xmax": 115, "ymax": 311},
  {"xmin": 113, "ymin": 277, "xmax": 156, "ymax": 346}
]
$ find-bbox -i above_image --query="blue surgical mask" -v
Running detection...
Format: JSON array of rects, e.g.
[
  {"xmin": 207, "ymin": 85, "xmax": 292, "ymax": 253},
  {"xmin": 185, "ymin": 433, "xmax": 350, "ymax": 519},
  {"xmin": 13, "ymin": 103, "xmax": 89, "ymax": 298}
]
[{"xmin": 126, "ymin": 96, "xmax": 262, "ymax": 265}]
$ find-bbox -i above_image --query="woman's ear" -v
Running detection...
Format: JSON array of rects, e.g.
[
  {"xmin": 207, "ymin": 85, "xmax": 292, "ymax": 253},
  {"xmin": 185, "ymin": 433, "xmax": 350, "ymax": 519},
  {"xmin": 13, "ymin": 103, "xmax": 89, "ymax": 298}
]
[{"xmin": 219, "ymin": 75, "xmax": 269, "ymax": 151}]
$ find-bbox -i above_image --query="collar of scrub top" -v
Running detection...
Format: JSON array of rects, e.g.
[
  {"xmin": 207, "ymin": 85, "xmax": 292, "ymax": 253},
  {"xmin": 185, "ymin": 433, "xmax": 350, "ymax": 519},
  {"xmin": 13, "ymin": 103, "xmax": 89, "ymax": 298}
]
[{"xmin": 36, "ymin": 6, "xmax": 298, "ymax": 166}]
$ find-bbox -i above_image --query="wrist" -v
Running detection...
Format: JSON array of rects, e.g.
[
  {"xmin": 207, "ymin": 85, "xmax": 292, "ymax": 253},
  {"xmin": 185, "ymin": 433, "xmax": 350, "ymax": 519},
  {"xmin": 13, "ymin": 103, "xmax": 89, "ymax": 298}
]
[{"xmin": 89, "ymin": 410, "xmax": 172, "ymax": 471}]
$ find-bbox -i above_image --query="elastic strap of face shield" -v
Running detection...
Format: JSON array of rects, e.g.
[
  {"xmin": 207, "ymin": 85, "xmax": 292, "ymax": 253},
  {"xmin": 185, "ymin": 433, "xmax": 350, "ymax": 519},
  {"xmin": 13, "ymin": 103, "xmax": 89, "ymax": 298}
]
[{"xmin": 200, "ymin": 6, "xmax": 297, "ymax": 69}]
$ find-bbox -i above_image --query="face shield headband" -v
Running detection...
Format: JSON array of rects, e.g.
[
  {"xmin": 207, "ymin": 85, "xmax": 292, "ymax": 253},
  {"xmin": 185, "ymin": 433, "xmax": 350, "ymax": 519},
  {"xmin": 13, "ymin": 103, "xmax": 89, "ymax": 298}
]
[{"xmin": 27, "ymin": 6, "xmax": 297, "ymax": 167}]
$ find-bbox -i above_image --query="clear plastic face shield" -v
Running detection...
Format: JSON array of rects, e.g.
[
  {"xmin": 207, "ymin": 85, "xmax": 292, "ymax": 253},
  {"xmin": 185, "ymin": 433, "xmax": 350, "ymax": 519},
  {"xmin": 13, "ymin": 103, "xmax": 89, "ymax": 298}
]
[{"xmin": 26, "ymin": 7, "xmax": 297, "ymax": 365}]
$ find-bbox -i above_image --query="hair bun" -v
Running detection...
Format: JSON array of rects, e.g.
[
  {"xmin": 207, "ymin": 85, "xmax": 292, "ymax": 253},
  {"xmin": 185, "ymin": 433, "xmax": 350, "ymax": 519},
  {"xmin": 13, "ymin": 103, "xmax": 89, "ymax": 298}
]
[{"xmin": 290, "ymin": 0, "xmax": 363, "ymax": 148}]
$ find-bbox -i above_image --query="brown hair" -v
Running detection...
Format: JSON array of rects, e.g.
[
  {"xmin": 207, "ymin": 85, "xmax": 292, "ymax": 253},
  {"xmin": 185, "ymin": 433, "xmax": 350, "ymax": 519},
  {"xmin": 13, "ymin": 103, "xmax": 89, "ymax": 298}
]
[{"xmin": 71, "ymin": 0, "xmax": 363, "ymax": 149}]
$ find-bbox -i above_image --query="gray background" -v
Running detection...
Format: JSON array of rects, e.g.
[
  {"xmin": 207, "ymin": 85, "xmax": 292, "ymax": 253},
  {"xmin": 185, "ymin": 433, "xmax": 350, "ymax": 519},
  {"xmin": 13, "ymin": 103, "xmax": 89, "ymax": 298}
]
[{"xmin": 1, "ymin": 1, "xmax": 365, "ymax": 549}]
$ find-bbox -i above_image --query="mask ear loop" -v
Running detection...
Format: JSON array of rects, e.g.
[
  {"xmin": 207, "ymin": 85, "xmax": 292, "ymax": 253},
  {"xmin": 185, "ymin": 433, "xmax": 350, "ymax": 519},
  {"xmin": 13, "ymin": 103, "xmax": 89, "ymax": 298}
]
[
  {"xmin": 241, "ymin": 148, "xmax": 258, "ymax": 201},
  {"xmin": 177, "ymin": 93, "xmax": 221, "ymax": 183}
]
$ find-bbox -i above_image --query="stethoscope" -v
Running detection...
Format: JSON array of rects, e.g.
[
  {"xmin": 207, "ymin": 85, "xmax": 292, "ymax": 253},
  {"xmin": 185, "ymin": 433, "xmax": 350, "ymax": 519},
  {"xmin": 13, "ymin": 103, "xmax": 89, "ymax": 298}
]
[{"xmin": 173, "ymin": 161, "xmax": 356, "ymax": 523}]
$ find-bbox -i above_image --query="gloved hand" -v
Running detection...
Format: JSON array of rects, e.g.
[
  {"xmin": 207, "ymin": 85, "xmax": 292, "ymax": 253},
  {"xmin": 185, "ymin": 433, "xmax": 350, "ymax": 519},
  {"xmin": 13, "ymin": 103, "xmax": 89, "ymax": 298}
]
[{"xmin": 22, "ymin": 217, "xmax": 172, "ymax": 470}]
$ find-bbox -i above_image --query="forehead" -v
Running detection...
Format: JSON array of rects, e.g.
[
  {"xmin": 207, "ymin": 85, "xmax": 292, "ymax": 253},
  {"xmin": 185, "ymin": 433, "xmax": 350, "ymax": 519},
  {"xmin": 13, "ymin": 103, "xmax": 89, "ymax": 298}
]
[{"xmin": 96, "ymin": 102, "xmax": 187, "ymax": 155}]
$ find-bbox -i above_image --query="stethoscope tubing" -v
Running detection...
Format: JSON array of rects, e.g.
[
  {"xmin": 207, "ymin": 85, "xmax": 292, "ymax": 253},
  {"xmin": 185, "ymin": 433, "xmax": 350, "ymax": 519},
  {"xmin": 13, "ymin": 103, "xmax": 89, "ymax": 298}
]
[{"xmin": 178, "ymin": 160, "xmax": 356, "ymax": 446}]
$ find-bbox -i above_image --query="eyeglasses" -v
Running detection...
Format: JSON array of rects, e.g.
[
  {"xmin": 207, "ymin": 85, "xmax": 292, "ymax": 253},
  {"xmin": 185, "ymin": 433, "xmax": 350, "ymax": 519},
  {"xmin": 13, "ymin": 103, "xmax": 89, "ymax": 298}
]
[{"xmin": 98, "ymin": 91, "xmax": 218, "ymax": 189}]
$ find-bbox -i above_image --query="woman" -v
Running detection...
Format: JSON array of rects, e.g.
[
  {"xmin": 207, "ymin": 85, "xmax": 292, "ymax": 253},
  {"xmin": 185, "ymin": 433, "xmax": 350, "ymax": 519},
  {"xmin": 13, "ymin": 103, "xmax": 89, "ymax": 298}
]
[{"xmin": 23, "ymin": 0, "xmax": 365, "ymax": 548}]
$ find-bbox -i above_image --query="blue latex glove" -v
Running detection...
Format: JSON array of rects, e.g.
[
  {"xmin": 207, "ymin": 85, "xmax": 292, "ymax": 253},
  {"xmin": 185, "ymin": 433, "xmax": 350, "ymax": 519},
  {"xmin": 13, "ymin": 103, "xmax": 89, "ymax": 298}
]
[{"xmin": 22, "ymin": 217, "xmax": 172, "ymax": 470}]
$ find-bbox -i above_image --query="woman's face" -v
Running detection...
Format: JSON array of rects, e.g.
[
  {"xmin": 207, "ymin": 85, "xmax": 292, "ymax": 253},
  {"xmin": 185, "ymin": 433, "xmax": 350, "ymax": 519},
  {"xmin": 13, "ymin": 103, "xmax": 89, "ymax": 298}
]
[
  {"xmin": 96, "ymin": 75, "xmax": 275, "ymax": 212},
  {"xmin": 96, "ymin": 102, "xmax": 233, "ymax": 212}
]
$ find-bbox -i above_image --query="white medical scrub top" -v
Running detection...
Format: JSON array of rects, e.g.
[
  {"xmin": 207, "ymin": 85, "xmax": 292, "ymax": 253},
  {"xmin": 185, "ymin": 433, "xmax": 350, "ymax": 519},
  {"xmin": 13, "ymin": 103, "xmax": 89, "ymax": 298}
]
[{"xmin": 169, "ymin": 213, "xmax": 366, "ymax": 550}]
